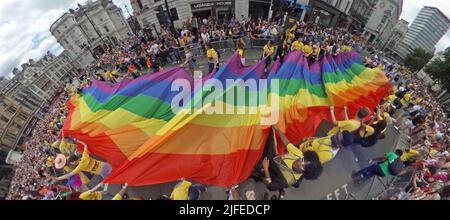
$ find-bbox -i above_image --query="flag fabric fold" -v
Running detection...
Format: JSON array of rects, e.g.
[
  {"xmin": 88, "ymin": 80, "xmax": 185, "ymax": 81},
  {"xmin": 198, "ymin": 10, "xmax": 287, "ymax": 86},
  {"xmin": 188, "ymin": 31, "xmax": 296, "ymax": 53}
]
[{"xmin": 63, "ymin": 51, "xmax": 391, "ymax": 187}]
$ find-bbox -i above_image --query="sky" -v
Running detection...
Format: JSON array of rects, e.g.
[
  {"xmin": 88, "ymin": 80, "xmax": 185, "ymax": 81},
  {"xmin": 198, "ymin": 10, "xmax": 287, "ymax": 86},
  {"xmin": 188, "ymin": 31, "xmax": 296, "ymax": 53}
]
[{"xmin": 1, "ymin": 0, "xmax": 450, "ymax": 78}]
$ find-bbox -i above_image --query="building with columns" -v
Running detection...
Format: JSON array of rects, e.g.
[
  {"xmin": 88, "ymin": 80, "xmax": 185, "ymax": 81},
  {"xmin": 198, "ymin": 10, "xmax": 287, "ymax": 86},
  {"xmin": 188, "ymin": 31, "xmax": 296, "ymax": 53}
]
[
  {"xmin": 381, "ymin": 19, "xmax": 408, "ymax": 55},
  {"xmin": 305, "ymin": 0, "xmax": 354, "ymax": 28},
  {"xmin": 363, "ymin": 0, "xmax": 403, "ymax": 46},
  {"xmin": 0, "ymin": 50, "xmax": 79, "ymax": 154},
  {"xmin": 130, "ymin": 0, "xmax": 307, "ymax": 29},
  {"xmin": 50, "ymin": 0, "xmax": 132, "ymax": 67},
  {"xmin": 347, "ymin": 0, "xmax": 376, "ymax": 34},
  {"xmin": 0, "ymin": 94, "xmax": 37, "ymax": 154}
]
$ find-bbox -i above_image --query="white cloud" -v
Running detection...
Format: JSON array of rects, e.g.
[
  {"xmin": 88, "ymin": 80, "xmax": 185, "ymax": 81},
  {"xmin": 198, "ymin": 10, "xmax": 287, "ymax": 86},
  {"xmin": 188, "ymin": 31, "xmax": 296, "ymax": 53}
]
[
  {"xmin": 400, "ymin": 0, "xmax": 450, "ymax": 52},
  {"xmin": 0, "ymin": 0, "xmax": 131, "ymax": 78}
]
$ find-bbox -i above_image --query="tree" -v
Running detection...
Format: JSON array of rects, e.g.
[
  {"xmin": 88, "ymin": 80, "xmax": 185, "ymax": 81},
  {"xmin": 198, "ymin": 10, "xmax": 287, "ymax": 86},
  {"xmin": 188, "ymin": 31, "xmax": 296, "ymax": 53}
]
[
  {"xmin": 404, "ymin": 48, "xmax": 433, "ymax": 72},
  {"xmin": 424, "ymin": 49, "xmax": 450, "ymax": 91}
]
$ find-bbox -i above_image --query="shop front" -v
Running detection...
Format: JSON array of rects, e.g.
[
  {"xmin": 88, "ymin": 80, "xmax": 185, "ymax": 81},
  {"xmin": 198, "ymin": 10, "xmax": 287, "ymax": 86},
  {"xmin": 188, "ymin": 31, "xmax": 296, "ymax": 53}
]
[
  {"xmin": 248, "ymin": 0, "xmax": 271, "ymax": 20},
  {"xmin": 191, "ymin": 1, "xmax": 235, "ymax": 21},
  {"xmin": 307, "ymin": 0, "xmax": 343, "ymax": 28}
]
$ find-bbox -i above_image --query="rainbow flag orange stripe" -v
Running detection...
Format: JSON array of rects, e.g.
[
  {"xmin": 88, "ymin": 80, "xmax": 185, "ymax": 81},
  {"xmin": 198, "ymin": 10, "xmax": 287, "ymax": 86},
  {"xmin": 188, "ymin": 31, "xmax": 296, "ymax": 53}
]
[{"xmin": 63, "ymin": 51, "xmax": 391, "ymax": 187}]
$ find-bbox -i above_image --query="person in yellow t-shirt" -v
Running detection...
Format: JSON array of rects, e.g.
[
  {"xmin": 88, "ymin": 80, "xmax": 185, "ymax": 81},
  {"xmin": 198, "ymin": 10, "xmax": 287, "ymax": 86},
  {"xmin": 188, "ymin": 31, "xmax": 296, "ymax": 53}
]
[
  {"xmin": 285, "ymin": 27, "xmax": 296, "ymax": 44},
  {"xmin": 205, "ymin": 43, "xmax": 219, "ymax": 74},
  {"xmin": 78, "ymin": 182, "xmax": 129, "ymax": 200},
  {"xmin": 400, "ymin": 148, "xmax": 421, "ymax": 166},
  {"xmin": 400, "ymin": 92, "xmax": 412, "ymax": 105},
  {"xmin": 112, "ymin": 183, "xmax": 129, "ymax": 200},
  {"xmin": 259, "ymin": 126, "xmax": 323, "ymax": 192},
  {"xmin": 291, "ymin": 37, "xmax": 304, "ymax": 51},
  {"xmin": 299, "ymin": 130, "xmax": 355, "ymax": 164},
  {"xmin": 328, "ymin": 106, "xmax": 370, "ymax": 136},
  {"xmin": 262, "ymin": 40, "xmax": 275, "ymax": 70},
  {"xmin": 170, "ymin": 179, "xmax": 206, "ymax": 200},
  {"xmin": 355, "ymin": 106, "xmax": 389, "ymax": 147},
  {"xmin": 302, "ymin": 41, "xmax": 313, "ymax": 57},
  {"xmin": 342, "ymin": 44, "xmax": 352, "ymax": 52},
  {"xmin": 79, "ymin": 182, "xmax": 106, "ymax": 200},
  {"xmin": 236, "ymin": 41, "xmax": 245, "ymax": 65},
  {"xmin": 51, "ymin": 139, "xmax": 112, "ymax": 183}
]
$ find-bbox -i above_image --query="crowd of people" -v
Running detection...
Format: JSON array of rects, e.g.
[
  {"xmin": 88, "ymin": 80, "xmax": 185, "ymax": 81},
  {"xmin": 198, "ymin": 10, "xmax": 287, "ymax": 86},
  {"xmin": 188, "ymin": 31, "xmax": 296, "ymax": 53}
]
[
  {"xmin": 381, "ymin": 66, "xmax": 450, "ymax": 200},
  {"xmin": 4, "ymin": 14, "xmax": 449, "ymax": 200}
]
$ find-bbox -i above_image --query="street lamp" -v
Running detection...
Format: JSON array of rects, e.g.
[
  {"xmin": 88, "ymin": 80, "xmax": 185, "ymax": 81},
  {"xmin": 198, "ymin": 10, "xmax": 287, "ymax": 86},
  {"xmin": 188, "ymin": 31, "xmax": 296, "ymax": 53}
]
[{"xmin": 78, "ymin": 3, "xmax": 107, "ymax": 46}]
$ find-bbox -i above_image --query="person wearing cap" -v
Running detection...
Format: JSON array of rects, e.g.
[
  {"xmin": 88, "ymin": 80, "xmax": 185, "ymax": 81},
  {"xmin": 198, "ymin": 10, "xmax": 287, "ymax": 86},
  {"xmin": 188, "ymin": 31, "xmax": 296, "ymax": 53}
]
[
  {"xmin": 299, "ymin": 130, "xmax": 355, "ymax": 164},
  {"xmin": 328, "ymin": 106, "xmax": 370, "ymax": 136},
  {"xmin": 52, "ymin": 153, "xmax": 91, "ymax": 190},
  {"xmin": 50, "ymin": 138, "xmax": 112, "ymax": 183}
]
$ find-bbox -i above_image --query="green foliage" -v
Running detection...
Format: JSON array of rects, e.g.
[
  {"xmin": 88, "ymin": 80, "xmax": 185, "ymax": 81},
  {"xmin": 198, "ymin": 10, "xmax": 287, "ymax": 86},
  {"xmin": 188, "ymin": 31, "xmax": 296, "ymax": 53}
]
[
  {"xmin": 404, "ymin": 48, "xmax": 433, "ymax": 72},
  {"xmin": 424, "ymin": 48, "xmax": 450, "ymax": 91}
]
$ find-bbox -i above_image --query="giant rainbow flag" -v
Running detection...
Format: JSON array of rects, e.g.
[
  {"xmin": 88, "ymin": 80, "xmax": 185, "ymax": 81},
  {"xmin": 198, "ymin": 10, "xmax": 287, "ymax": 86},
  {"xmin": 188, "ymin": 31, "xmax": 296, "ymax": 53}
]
[{"xmin": 62, "ymin": 50, "xmax": 391, "ymax": 187}]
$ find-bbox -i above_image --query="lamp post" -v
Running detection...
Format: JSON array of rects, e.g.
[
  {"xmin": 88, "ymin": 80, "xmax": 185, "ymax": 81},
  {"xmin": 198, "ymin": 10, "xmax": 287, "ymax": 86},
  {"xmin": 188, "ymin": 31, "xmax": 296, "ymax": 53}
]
[{"xmin": 78, "ymin": 3, "xmax": 107, "ymax": 46}]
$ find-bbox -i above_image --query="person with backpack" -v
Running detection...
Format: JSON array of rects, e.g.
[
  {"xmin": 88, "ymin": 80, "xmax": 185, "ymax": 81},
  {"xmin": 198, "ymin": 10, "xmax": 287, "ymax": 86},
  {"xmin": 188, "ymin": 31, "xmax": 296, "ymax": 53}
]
[{"xmin": 352, "ymin": 150, "xmax": 405, "ymax": 181}]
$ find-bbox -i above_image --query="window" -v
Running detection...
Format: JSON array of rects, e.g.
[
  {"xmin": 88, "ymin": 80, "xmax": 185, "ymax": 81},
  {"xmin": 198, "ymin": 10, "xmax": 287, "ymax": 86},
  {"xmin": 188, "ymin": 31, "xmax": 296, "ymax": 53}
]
[
  {"xmin": 8, "ymin": 106, "xmax": 17, "ymax": 114},
  {"xmin": 1, "ymin": 115, "xmax": 8, "ymax": 123}
]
